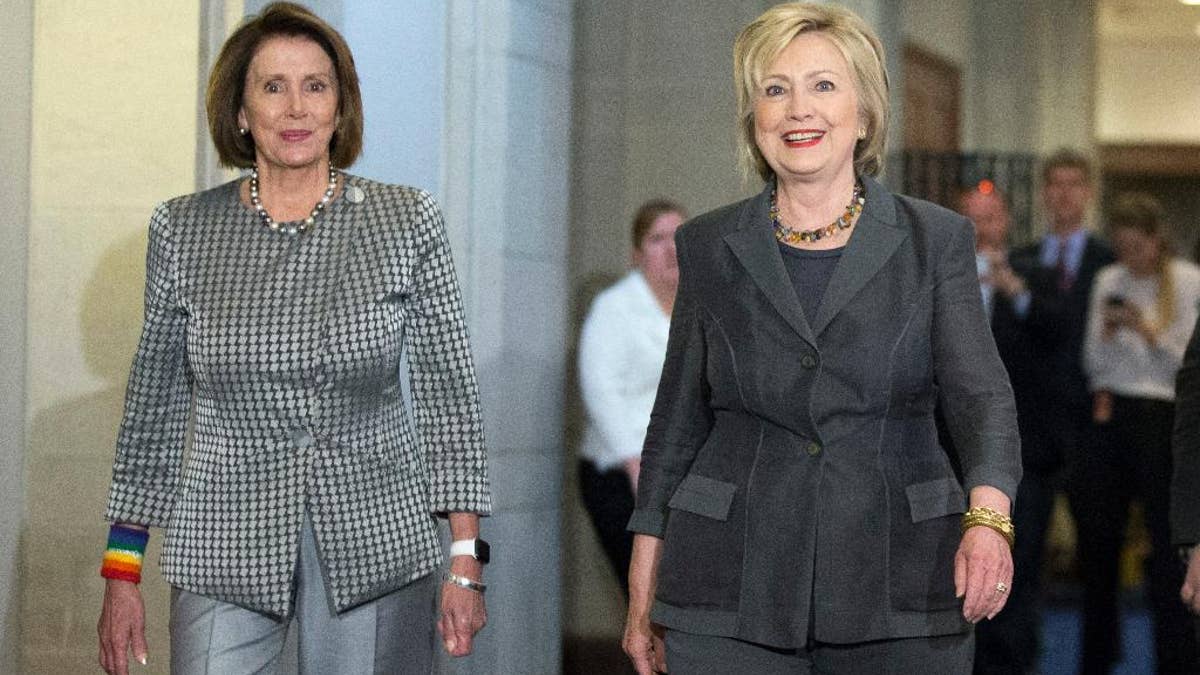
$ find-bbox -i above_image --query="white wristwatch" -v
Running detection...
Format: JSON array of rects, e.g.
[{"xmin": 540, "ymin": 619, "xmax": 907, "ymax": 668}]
[{"xmin": 450, "ymin": 538, "xmax": 490, "ymax": 564}]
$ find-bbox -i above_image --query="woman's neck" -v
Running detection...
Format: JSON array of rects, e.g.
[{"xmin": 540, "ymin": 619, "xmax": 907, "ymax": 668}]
[
  {"xmin": 774, "ymin": 172, "xmax": 859, "ymax": 250},
  {"xmin": 251, "ymin": 159, "xmax": 335, "ymax": 222},
  {"xmin": 647, "ymin": 279, "xmax": 676, "ymax": 316}
]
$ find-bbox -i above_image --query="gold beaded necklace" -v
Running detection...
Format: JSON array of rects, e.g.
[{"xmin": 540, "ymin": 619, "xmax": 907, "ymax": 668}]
[{"xmin": 770, "ymin": 183, "xmax": 865, "ymax": 245}]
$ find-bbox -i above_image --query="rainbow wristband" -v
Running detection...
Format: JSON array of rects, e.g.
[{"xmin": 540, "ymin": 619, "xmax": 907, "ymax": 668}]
[{"xmin": 100, "ymin": 524, "xmax": 150, "ymax": 584}]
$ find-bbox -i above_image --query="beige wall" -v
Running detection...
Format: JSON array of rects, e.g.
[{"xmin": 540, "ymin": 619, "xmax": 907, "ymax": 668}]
[
  {"xmin": 1033, "ymin": 0, "xmax": 1095, "ymax": 157},
  {"xmin": 1096, "ymin": 37, "xmax": 1200, "ymax": 144},
  {"xmin": 0, "ymin": 2, "xmax": 34, "ymax": 672},
  {"xmin": 21, "ymin": 1, "xmax": 199, "ymax": 672}
]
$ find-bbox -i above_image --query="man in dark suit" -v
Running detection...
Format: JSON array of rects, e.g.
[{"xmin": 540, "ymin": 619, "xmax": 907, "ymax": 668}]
[
  {"xmin": 970, "ymin": 152, "xmax": 1114, "ymax": 675},
  {"xmin": 1174, "ymin": 315, "xmax": 1200, "ymax": 629}
]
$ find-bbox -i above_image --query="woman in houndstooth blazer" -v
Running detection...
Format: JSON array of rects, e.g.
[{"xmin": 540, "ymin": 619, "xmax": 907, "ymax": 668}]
[{"xmin": 96, "ymin": 5, "xmax": 491, "ymax": 674}]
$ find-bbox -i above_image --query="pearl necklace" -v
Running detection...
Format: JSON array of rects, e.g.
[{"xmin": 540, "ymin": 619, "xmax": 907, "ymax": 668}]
[
  {"xmin": 771, "ymin": 182, "xmax": 865, "ymax": 245},
  {"xmin": 249, "ymin": 165, "xmax": 339, "ymax": 235}
]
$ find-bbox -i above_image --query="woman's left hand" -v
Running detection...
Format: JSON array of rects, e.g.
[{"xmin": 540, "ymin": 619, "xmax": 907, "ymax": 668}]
[
  {"xmin": 954, "ymin": 525, "xmax": 1013, "ymax": 623},
  {"xmin": 438, "ymin": 557, "xmax": 487, "ymax": 657}
]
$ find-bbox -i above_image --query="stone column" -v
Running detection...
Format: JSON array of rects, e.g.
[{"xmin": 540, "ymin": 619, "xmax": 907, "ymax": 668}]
[{"xmin": 442, "ymin": 2, "xmax": 573, "ymax": 671}]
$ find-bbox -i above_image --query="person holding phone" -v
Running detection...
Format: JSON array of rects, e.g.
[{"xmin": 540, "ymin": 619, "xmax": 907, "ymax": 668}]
[{"xmin": 1079, "ymin": 192, "xmax": 1200, "ymax": 674}]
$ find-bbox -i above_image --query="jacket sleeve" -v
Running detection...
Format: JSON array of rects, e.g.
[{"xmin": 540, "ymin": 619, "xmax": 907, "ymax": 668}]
[
  {"xmin": 627, "ymin": 228, "xmax": 713, "ymax": 537},
  {"xmin": 105, "ymin": 203, "xmax": 192, "ymax": 528},
  {"xmin": 1173, "ymin": 314, "xmax": 1200, "ymax": 546},
  {"xmin": 932, "ymin": 219, "xmax": 1022, "ymax": 503},
  {"xmin": 404, "ymin": 190, "xmax": 491, "ymax": 516}
]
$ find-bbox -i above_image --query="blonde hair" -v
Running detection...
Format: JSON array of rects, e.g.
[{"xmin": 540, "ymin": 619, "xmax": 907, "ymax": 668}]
[
  {"xmin": 733, "ymin": 2, "xmax": 889, "ymax": 182},
  {"xmin": 1110, "ymin": 192, "xmax": 1174, "ymax": 335}
]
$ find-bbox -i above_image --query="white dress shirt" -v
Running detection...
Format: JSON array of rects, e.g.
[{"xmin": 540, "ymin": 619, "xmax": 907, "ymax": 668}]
[
  {"xmin": 578, "ymin": 271, "xmax": 671, "ymax": 470},
  {"xmin": 1084, "ymin": 257, "xmax": 1200, "ymax": 401}
]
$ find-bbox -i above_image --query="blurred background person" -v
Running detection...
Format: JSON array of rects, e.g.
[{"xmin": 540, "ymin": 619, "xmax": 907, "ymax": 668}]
[
  {"xmin": 95, "ymin": 4, "xmax": 490, "ymax": 674},
  {"xmin": 622, "ymin": 4, "xmax": 1021, "ymax": 673},
  {"xmin": 577, "ymin": 198, "xmax": 687, "ymax": 596},
  {"xmin": 954, "ymin": 181, "xmax": 1039, "ymax": 675},
  {"xmin": 1076, "ymin": 192, "xmax": 1200, "ymax": 674},
  {"xmin": 967, "ymin": 150, "xmax": 1114, "ymax": 674}
]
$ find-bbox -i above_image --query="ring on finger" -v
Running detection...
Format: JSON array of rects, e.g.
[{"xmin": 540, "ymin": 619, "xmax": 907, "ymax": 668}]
[{"xmin": 994, "ymin": 581, "xmax": 1009, "ymax": 594}]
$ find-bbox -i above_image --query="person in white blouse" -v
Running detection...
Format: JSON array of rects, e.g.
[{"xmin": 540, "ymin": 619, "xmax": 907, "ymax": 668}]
[
  {"xmin": 1077, "ymin": 192, "xmax": 1200, "ymax": 673},
  {"xmin": 578, "ymin": 198, "xmax": 687, "ymax": 594}
]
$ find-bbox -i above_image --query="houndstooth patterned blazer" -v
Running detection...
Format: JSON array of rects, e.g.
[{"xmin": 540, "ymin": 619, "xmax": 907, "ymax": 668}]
[{"xmin": 105, "ymin": 175, "xmax": 491, "ymax": 617}]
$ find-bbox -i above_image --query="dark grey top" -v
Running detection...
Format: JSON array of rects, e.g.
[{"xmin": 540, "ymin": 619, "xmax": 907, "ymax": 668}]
[
  {"xmin": 777, "ymin": 243, "xmax": 844, "ymax": 325},
  {"xmin": 630, "ymin": 174, "xmax": 1021, "ymax": 647}
]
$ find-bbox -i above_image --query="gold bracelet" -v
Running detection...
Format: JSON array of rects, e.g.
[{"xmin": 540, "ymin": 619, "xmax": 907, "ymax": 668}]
[{"xmin": 961, "ymin": 506, "xmax": 1015, "ymax": 549}]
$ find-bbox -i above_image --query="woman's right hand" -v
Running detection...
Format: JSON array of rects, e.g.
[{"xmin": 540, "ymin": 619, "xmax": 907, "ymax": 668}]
[
  {"xmin": 623, "ymin": 533, "xmax": 666, "ymax": 674},
  {"xmin": 98, "ymin": 579, "xmax": 147, "ymax": 675},
  {"xmin": 623, "ymin": 611, "xmax": 665, "ymax": 675}
]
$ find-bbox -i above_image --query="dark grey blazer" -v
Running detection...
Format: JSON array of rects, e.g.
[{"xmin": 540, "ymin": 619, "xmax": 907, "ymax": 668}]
[{"xmin": 629, "ymin": 175, "xmax": 1021, "ymax": 648}]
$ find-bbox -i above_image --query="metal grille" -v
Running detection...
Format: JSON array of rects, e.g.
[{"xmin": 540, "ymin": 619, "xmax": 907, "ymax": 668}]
[{"xmin": 895, "ymin": 152, "xmax": 1039, "ymax": 245}]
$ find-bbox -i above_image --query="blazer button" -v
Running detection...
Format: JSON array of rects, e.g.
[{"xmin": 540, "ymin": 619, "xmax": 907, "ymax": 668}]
[
  {"xmin": 801, "ymin": 355, "xmax": 817, "ymax": 369},
  {"xmin": 291, "ymin": 429, "xmax": 315, "ymax": 449},
  {"xmin": 806, "ymin": 442, "xmax": 821, "ymax": 456}
]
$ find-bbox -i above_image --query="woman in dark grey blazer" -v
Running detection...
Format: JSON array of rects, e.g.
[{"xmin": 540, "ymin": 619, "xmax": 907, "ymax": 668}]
[
  {"xmin": 96, "ymin": 5, "xmax": 490, "ymax": 674},
  {"xmin": 622, "ymin": 4, "xmax": 1021, "ymax": 674}
]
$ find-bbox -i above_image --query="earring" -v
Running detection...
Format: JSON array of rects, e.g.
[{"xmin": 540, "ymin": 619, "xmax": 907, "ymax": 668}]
[
  {"xmin": 857, "ymin": 128, "xmax": 867, "ymax": 140},
  {"xmin": 239, "ymin": 127, "xmax": 249, "ymax": 136}
]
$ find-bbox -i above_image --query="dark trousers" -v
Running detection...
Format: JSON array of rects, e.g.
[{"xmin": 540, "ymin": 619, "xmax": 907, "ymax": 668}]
[
  {"xmin": 974, "ymin": 410, "xmax": 1083, "ymax": 675},
  {"xmin": 664, "ymin": 629, "xmax": 974, "ymax": 674},
  {"xmin": 1068, "ymin": 396, "xmax": 1198, "ymax": 674},
  {"xmin": 579, "ymin": 459, "xmax": 635, "ymax": 595}
]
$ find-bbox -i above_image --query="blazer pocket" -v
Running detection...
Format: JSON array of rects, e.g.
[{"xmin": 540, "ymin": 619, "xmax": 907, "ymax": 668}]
[
  {"xmin": 905, "ymin": 477, "xmax": 966, "ymax": 523},
  {"xmin": 887, "ymin": 390, "xmax": 937, "ymax": 419},
  {"xmin": 667, "ymin": 474, "xmax": 736, "ymax": 521}
]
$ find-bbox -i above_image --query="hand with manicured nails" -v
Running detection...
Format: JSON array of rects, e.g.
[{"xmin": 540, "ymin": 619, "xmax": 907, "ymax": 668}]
[
  {"xmin": 438, "ymin": 556, "xmax": 487, "ymax": 656},
  {"xmin": 955, "ymin": 525, "xmax": 1014, "ymax": 623},
  {"xmin": 98, "ymin": 579, "xmax": 148, "ymax": 675}
]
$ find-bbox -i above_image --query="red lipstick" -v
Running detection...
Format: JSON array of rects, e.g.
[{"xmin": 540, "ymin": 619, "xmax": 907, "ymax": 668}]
[{"xmin": 782, "ymin": 129, "xmax": 825, "ymax": 148}]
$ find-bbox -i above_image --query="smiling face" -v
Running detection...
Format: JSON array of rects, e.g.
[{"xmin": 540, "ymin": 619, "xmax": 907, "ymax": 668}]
[
  {"xmin": 753, "ymin": 32, "xmax": 861, "ymax": 186},
  {"xmin": 237, "ymin": 35, "xmax": 339, "ymax": 173}
]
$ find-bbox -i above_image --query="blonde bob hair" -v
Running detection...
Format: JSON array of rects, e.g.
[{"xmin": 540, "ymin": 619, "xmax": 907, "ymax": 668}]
[{"xmin": 733, "ymin": 3, "xmax": 889, "ymax": 182}]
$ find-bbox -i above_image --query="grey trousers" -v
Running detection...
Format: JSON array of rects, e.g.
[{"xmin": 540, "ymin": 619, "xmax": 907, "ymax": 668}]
[
  {"xmin": 169, "ymin": 516, "xmax": 437, "ymax": 674},
  {"xmin": 664, "ymin": 629, "xmax": 974, "ymax": 675}
]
